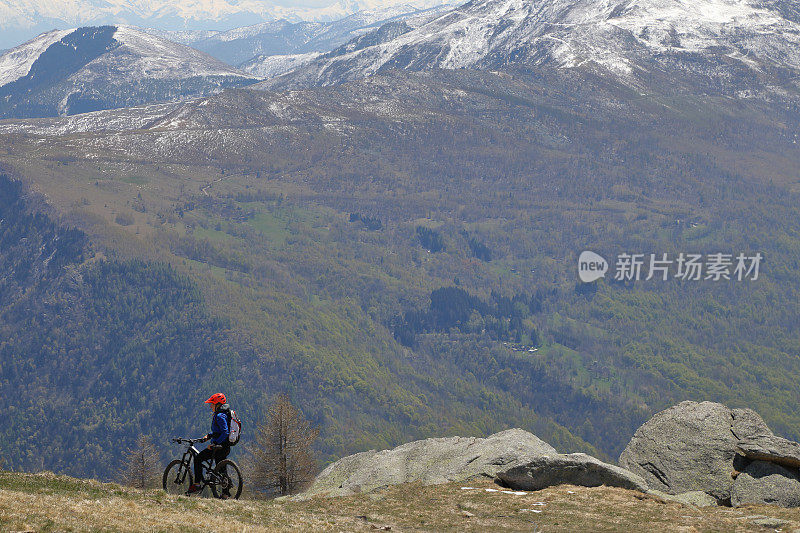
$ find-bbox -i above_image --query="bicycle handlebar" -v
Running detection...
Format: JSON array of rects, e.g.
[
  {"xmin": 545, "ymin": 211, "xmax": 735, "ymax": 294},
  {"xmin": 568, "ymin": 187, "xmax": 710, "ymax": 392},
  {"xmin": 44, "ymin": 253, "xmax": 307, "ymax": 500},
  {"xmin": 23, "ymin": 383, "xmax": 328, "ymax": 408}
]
[{"xmin": 172, "ymin": 437, "xmax": 204, "ymax": 444}]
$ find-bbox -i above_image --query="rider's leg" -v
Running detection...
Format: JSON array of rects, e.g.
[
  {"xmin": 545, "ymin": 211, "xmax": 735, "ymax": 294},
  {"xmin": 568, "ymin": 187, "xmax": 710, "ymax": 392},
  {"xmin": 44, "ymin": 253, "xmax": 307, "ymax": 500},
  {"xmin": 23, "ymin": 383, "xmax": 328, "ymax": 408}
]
[
  {"xmin": 213, "ymin": 445, "xmax": 230, "ymax": 472},
  {"xmin": 194, "ymin": 447, "xmax": 214, "ymax": 483},
  {"xmin": 214, "ymin": 446, "xmax": 232, "ymax": 496}
]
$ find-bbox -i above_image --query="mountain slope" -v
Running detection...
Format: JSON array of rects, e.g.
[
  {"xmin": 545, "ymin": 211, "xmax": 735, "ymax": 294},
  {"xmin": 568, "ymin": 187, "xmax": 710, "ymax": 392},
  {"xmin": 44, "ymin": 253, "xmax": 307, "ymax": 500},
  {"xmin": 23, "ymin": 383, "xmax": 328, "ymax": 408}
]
[
  {"xmin": 240, "ymin": 52, "xmax": 323, "ymax": 79},
  {"xmin": 3, "ymin": 0, "xmax": 800, "ymax": 487},
  {"xmin": 194, "ymin": 5, "xmax": 448, "ymax": 66},
  {"xmin": 3, "ymin": 62, "xmax": 800, "ymax": 479},
  {"xmin": 0, "ymin": 176, "xmax": 244, "ymax": 477},
  {"xmin": 261, "ymin": 0, "xmax": 800, "ymax": 91},
  {"xmin": 0, "ymin": 28, "xmax": 73, "ymax": 88},
  {"xmin": 136, "ymin": 5, "xmax": 453, "ymax": 72},
  {"xmin": 0, "ymin": 25, "xmax": 257, "ymax": 119},
  {"xmin": 0, "ymin": 167, "xmax": 600, "ymax": 478}
]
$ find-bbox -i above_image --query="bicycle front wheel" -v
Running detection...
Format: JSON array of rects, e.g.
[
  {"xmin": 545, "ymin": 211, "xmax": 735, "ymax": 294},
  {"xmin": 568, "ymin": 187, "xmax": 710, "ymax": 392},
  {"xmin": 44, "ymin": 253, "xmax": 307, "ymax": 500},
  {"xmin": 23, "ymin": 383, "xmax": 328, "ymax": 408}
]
[
  {"xmin": 162, "ymin": 459, "xmax": 193, "ymax": 496},
  {"xmin": 211, "ymin": 459, "xmax": 243, "ymax": 499}
]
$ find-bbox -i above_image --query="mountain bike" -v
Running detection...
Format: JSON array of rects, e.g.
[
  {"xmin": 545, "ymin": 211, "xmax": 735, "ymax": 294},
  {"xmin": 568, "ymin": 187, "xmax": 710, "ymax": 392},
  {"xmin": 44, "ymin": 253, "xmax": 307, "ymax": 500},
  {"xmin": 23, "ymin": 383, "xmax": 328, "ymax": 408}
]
[{"xmin": 162, "ymin": 437, "xmax": 243, "ymax": 499}]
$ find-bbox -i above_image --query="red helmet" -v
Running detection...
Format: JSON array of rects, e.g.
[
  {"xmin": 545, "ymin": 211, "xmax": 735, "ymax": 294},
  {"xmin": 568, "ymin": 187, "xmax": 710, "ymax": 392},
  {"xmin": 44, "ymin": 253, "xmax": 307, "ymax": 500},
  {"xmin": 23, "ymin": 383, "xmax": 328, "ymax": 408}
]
[{"xmin": 204, "ymin": 393, "xmax": 226, "ymax": 405}]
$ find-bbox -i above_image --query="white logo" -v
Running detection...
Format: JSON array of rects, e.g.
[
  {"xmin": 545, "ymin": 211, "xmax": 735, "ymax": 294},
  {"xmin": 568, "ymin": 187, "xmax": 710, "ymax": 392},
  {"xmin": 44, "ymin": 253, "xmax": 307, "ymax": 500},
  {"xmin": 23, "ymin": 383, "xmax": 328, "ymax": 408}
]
[
  {"xmin": 577, "ymin": 251, "xmax": 763, "ymax": 283},
  {"xmin": 578, "ymin": 250, "xmax": 608, "ymax": 283}
]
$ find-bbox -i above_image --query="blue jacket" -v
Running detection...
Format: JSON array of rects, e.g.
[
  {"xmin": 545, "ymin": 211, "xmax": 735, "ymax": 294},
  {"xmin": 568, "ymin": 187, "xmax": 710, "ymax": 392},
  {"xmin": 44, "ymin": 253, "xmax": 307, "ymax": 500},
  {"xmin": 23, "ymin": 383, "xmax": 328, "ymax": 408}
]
[{"xmin": 210, "ymin": 405, "xmax": 230, "ymax": 445}]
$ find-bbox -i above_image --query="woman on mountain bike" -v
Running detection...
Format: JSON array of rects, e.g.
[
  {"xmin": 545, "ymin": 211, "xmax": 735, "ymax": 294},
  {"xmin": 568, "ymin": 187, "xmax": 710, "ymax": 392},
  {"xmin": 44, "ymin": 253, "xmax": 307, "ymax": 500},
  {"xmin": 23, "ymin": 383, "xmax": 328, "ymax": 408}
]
[{"xmin": 187, "ymin": 393, "xmax": 231, "ymax": 497}]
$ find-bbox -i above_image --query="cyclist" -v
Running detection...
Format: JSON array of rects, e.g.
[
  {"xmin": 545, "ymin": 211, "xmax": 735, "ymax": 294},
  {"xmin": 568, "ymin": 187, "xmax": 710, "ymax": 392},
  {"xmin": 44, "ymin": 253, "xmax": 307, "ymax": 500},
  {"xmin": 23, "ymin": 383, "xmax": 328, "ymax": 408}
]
[{"xmin": 187, "ymin": 393, "xmax": 232, "ymax": 497}]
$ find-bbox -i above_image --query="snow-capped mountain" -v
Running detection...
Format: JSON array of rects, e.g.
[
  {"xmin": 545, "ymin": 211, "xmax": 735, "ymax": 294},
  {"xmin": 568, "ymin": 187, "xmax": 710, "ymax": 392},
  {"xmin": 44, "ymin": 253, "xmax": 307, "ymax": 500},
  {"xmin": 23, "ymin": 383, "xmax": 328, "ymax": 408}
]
[
  {"xmin": 151, "ymin": 4, "xmax": 454, "ymax": 67},
  {"xmin": 0, "ymin": 25, "xmax": 257, "ymax": 119},
  {"xmin": 0, "ymin": 0, "xmax": 458, "ymax": 50},
  {"xmin": 259, "ymin": 0, "xmax": 800, "ymax": 91}
]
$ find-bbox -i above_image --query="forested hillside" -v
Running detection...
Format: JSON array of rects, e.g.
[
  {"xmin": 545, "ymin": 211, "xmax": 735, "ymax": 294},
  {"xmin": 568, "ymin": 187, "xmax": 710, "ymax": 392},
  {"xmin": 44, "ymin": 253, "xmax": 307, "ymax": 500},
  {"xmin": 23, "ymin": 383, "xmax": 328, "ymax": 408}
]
[
  {"xmin": 0, "ymin": 172, "xmax": 601, "ymax": 478},
  {"xmin": 1, "ymin": 65, "xmax": 800, "ymax": 480},
  {"xmin": 0, "ymin": 176, "xmax": 247, "ymax": 476}
]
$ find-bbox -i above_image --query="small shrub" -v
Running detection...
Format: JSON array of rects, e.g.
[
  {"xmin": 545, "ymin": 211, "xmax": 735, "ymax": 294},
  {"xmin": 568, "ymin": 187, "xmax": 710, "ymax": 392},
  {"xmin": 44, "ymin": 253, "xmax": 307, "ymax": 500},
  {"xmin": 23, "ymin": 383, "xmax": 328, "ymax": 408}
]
[{"xmin": 115, "ymin": 212, "xmax": 135, "ymax": 226}]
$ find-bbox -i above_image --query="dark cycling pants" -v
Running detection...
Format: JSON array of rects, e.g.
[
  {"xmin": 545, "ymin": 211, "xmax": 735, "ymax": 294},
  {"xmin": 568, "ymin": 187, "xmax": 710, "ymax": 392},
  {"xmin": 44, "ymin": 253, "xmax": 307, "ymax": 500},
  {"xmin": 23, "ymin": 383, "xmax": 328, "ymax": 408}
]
[{"xmin": 194, "ymin": 444, "xmax": 230, "ymax": 482}]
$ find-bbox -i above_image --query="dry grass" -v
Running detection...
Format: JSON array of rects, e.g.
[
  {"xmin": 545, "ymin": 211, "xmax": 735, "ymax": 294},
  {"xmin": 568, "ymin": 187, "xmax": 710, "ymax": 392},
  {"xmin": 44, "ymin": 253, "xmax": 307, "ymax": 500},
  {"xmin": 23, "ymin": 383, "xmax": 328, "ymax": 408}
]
[{"xmin": 3, "ymin": 472, "xmax": 800, "ymax": 532}]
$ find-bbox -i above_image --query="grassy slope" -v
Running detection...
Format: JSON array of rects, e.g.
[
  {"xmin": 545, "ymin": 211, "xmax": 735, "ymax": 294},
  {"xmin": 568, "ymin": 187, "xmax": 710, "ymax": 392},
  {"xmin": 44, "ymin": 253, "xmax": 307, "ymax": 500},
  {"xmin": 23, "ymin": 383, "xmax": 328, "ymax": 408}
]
[{"xmin": 2, "ymin": 471, "xmax": 799, "ymax": 532}]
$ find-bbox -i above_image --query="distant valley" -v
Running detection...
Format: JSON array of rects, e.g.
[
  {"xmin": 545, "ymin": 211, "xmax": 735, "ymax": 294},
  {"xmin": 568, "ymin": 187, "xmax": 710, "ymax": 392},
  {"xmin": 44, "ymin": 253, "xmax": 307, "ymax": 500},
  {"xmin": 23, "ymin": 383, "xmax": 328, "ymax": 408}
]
[{"xmin": 1, "ymin": 0, "xmax": 800, "ymax": 483}]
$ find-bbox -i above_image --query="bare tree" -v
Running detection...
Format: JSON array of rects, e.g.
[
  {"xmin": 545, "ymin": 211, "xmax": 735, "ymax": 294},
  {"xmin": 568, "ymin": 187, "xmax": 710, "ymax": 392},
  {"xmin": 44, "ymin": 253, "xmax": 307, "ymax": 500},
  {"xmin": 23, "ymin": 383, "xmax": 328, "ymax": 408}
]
[
  {"xmin": 246, "ymin": 394, "xmax": 319, "ymax": 497},
  {"xmin": 121, "ymin": 435, "xmax": 162, "ymax": 490}
]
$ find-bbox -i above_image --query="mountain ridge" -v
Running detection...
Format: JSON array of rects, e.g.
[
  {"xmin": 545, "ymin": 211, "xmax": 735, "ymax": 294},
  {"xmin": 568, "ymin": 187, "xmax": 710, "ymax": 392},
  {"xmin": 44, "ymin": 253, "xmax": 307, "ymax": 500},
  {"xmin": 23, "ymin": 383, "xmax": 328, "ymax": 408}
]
[
  {"xmin": 0, "ymin": 25, "xmax": 257, "ymax": 118},
  {"xmin": 258, "ymin": 0, "xmax": 800, "ymax": 92},
  {"xmin": 141, "ymin": 4, "xmax": 453, "ymax": 67}
]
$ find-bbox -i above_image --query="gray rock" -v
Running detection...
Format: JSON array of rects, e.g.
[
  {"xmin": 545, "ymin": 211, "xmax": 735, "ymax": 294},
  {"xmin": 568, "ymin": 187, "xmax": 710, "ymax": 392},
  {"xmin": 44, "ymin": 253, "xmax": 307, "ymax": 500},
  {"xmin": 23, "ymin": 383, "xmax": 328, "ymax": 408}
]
[
  {"xmin": 496, "ymin": 453, "xmax": 649, "ymax": 492},
  {"xmin": 748, "ymin": 516, "xmax": 792, "ymax": 528},
  {"xmin": 731, "ymin": 460, "xmax": 800, "ymax": 508},
  {"xmin": 731, "ymin": 408, "xmax": 774, "ymax": 441},
  {"xmin": 619, "ymin": 401, "xmax": 771, "ymax": 500},
  {"xmin": 738, "ymin": 435, "xmax": 800, "ymax": 470},
  {"xmin": 299, "ymin": 428, "xmax": 556, "ymax": 498},
  {"xmin": 647, "ymin": 489, "xmax": 718, "ymax": 507}
]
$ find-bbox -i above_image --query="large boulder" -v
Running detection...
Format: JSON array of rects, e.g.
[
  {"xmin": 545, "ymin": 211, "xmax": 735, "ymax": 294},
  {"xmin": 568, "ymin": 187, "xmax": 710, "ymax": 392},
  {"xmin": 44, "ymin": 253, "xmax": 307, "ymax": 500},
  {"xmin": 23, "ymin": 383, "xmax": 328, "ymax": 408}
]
[
  {"xmin": 496, "ymin": 453, "xmax": 649, "ymax": 492},
  {"xmin": 619, "ymin": 401, "xmax": 771, "ymax": 501},
  {"xmin": 737, "ymin": 435, "xmax": 800, "ymax": 470},
  {"xmin": 299, "ymin": 428, "xmax": 556, "ymax": 498},
  {"xmin": 731, "ymin": 460, "xmax": 800, "ymax": 507}
]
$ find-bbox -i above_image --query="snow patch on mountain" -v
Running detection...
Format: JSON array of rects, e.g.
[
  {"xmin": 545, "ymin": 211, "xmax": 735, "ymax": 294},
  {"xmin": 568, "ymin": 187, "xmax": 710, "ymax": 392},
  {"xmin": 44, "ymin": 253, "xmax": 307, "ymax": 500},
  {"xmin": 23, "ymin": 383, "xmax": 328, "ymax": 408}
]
[
  {"xmin": 131, "ymin": 4, "xmax": 454, "ymax": 68},
  {"xmin": 0, "ymin": 25, "xmax": 258, "ymax": 118},
  {"xmin": 0, "ymin": 101, "xmax": 182, "ymax": 135},
  {"xmin": 241, "ymin": 53, "xmax": 322, "ymax": 78},
  {"xmin": 0, "ymin": 25, "xmax": 255, "ymax": 90},
  {"xmin": 103, "ymin": 25, "xmax": 254, "ymax": 79},
  {"xmin": 262, "ymin": 0, "xmax": 800, "ymax": 87},
  {"xmin": 0, "ymin": 28, "xmax": 74, "ymax": 87},
  {"xmin": 136, "ymin": 28, "xmax": 220, "ymax": 45}
]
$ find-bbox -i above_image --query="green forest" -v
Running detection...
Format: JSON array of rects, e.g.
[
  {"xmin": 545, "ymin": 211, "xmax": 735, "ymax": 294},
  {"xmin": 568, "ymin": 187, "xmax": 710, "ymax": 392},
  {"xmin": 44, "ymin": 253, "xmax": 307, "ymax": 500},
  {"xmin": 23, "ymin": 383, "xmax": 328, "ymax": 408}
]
[
  {"xmin": 0, "ymin": 173, "xmax": 602, "ymax": 478},
  {"xmin": 1, "ymin": 66, "xmax": 800, "ymax": 480}
]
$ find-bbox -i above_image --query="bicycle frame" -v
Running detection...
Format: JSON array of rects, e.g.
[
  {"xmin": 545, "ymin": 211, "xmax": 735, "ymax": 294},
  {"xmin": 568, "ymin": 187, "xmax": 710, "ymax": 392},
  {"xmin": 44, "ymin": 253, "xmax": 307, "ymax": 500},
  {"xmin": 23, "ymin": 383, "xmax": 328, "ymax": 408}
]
[
  {"xmin": 166, "ymin": 437, "xmax": 241, "ymax": 499},
  {"xmin": 172, "ymin": 440, "xmax": 223, "ymax": 488}
]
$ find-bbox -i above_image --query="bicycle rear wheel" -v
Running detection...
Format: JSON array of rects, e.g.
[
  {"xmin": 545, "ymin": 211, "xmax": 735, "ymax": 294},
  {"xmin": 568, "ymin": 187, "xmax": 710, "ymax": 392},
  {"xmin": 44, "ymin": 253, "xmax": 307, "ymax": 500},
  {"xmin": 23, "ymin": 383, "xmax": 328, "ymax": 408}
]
[
  {"xmin": 211, "ymin": 459, "xmax": 243, "ymax": 499},
  {"xmin": 162, "ymin": 459, "xmax": 193, "ymax": 496}
]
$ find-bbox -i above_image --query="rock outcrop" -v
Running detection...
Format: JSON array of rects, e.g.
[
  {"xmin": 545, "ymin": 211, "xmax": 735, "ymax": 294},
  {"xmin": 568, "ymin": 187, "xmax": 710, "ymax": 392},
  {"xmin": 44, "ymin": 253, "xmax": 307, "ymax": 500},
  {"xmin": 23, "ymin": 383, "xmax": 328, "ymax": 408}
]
[
  {"xmin": 731, "ymin": 461, "xmax": 800, "ymax": 508},
  {"xmin": 496, "ymin": 453, "xmax": 649, "ymax": 492},
  {"xmin": 618, "ymin": 401, "xmax": 771, "ymax": 501},
  {"xmin": 737, "ymin": 435, "xmax": 800, "ymax": 470},
  {"xmin": 298, "ymin": 401, "xmax": 800, "ymax": 509},
  {"xmin": 299, "ymin": 429, "xmax": 556, "ymax": 498},
  {"xmin": 619, "ymin": 400, "xmax": 800, "ymax": 507}
]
